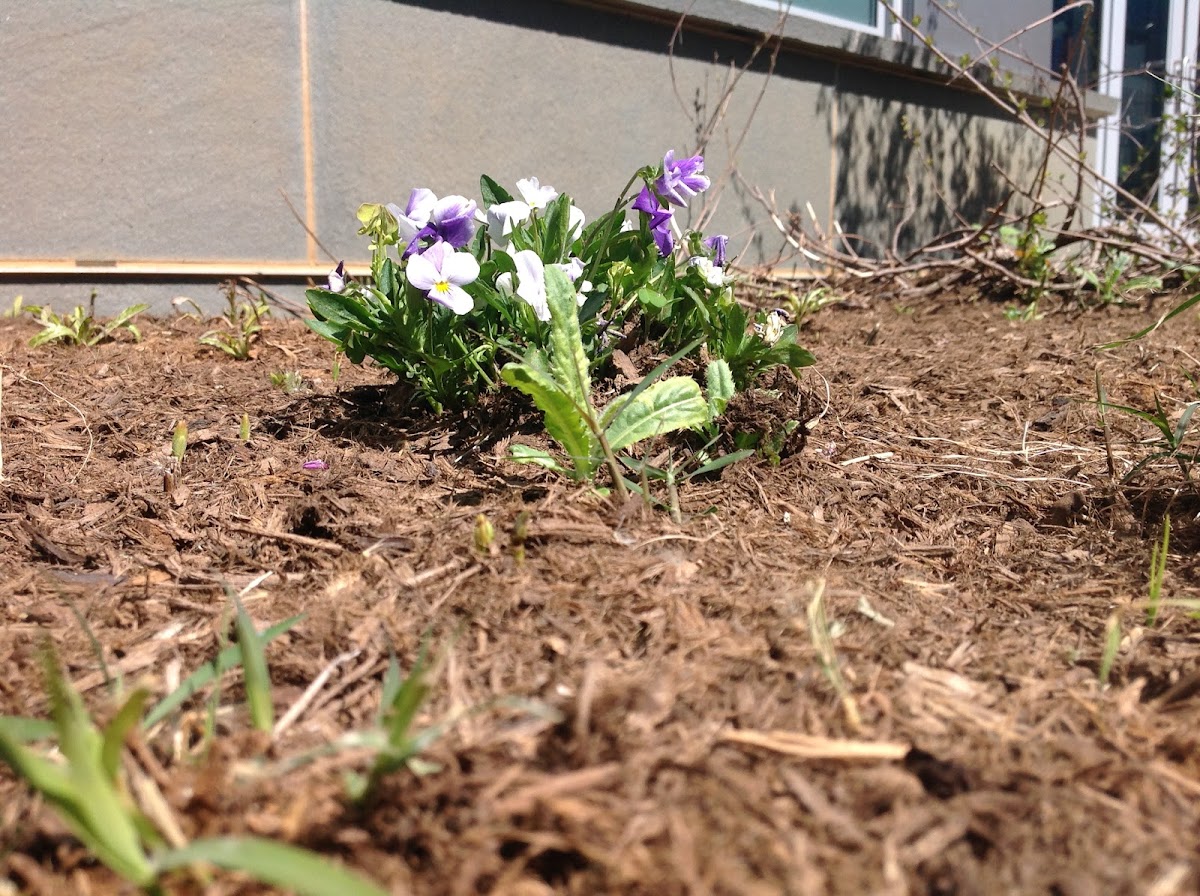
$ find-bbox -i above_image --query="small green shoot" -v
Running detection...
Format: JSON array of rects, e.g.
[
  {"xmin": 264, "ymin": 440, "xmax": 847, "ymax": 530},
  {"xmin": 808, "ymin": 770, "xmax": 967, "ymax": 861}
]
[
  {"xmin": 199, "ymin": 280, "xmax": 269, "ymax": 360},
  {"xmin": 2, "ymin": 295, "xmax": 25, "ymax": 318},
  {"xmin": 1097, "ymin": 393, "xmax": 1199, "ymax": 481},
  {"xmin": 230, "ymin": 591, "xmax": 275, "ymax": 733},
  {"xmin": 1098, "ymin": 611, "xmax": 1122, "ymax": 687},
  {"xmin": 806, "ymin": 580, "xmax": 861, "ymax": 732},
  {"xmin": 512, "ymin": 511, "xmax": 530, "ymax": 566},
  {"xmin": 0, "ymin": 631, "xmax": 389, "ymax": 895},
  {"xmin": 239, "ymin": 412, "xmax": 251, "ymax": 443},
  {"xmin": 26, "ymin": 296, "xmax": 147, "ymax": 347},
  {"xmin": 1146, "ymin": 514, "xmax": 1170, "ymax": 627},
  {"xmin": 473, "ymin": 513, "xmax": 496, "ymax": 554},
  {"xmin": 343, "ymin": 644, "xmax": 437, "ymax": 804},
  {"xmin": 171, "ymin": 421, "xmax": 188, "ymax": 464},
  {"xmin": 269, "ymin": 370, "xmax": 306, "ymax": 394}
]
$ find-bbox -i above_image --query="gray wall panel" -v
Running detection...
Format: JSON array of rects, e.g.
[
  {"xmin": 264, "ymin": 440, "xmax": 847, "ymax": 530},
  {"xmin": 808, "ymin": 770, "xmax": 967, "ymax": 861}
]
[{"xmin": 0, "ymin": 0, "xmax": 307, "ymax": 262}]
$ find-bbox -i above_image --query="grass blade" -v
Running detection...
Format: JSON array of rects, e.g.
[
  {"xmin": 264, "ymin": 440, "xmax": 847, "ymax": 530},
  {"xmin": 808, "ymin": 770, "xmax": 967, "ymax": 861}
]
[
  {"xmin": 231, "ymin": 593, "xmax": 274, "ymax": 733},
  {"xmin": 154, "ymin": 836, "xmax": 389, "ymax": 896},
  {"xmin": 143, "ymin": 615, "xmax": 302, "ymax": 730}
]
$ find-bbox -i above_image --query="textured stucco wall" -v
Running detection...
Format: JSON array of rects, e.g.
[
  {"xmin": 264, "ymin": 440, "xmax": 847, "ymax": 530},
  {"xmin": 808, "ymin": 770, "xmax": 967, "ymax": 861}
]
[{"xmin": 0, "ymin": 0, "xmax": 1091, "ymax": 315}]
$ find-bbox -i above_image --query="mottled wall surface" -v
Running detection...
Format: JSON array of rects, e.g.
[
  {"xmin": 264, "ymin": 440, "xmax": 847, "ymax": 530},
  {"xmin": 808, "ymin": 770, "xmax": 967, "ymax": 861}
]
[{"xmin": 0, "ymin": 0, "xmax": 1090, "ymax": 313}]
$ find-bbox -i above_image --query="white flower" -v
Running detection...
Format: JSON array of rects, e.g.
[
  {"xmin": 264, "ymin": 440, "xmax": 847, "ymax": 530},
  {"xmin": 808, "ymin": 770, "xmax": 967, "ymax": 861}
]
[
  {"xmin": 760, "ymin": 310, "xmax": 784, "ymax": 346},
  {"xmin": 554, "ymin": 256, "xmax": 593, "ymax": 306},
  {"xmin": 516, "ymin": 176, "xmax": 558, "ymax": 210},
  {"xmin": 510, "ymin": 249, "xmax": 549, "ymax": 321},
  {"xmin": 406, "ymin": 242, "xmax": 479, "ymax": 315},
  {"xmin": 485, "ymin": 200, "xmax": 533, "ymax": 250},
  {"xmin": 689, "ymin": 256, "xmax": 731, "ymax": 288},
  {"xmin": 327, "ymin": 261, "xmax": 347, "ymax": 292},
  {"xmin": 568, "ymin": 205, "xmax": 586, "ymax": 242}
]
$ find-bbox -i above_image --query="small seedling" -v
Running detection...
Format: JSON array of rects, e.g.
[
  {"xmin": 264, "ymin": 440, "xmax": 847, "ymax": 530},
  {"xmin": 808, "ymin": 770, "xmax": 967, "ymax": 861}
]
[
  {"xmin": 473, "ymin": 513, "xmax": 496, "ymax": 554},
  {"xmin": 269, "ymin": 370, "xmax": 305, "ymax": 394},
  {"xmin": 2, "ymin": 295, "xmax": 24, "ymax": 318},
  {"xmin": 26, "ymin": 294, "xmax": 147, "ymax": 347},
  {"xmin": 0, "ymin": 642, "xmax": 387, "ymax": 896},
  {"xmin": 511, "ymin": 511, "xmax": 530, "ymax": 566},
  {"xmin": 1146, "ymin": 514, "xmax": 1170, "ymax": 627},
  {"xmin": 199, "ymin": 280, "xmax": 269, "ymax": 360},
  {"xmin": 239, "ymin": 412, "xmax": 251, "ymax": 443},
  {"xmin": 807, "ymin": 581, "xmax": 861, "ymax": 732},
  {"xmin": 1097, "ymin": 393, "xmax": 1199, "ymax": 481}
]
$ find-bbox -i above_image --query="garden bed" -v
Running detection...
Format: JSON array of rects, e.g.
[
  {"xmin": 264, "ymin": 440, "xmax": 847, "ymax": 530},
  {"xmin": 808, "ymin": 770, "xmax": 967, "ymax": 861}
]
[{"xmin": 1, "ymin": 292, "xmax": 1198, "ymax": 894}]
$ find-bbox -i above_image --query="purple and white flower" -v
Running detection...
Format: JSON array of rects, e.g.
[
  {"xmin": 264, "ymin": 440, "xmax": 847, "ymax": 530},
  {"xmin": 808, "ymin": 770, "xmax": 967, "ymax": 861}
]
[
  {"xmin": 688, "ymin": 255, "xmax": 730, "ymax": 288},
  {"xmin": 633, "ymin": 186, "xmax": 675, "ymax": 257},
  {"xmin": 654, "ymin": 150, "xmax": 710, "ymax": 207},
  {"xmin": 704, "ymin": 234, "xmax": 729, "ymax": 267},
  {"xmin": 406, "ymin": 242, "xmax": 479, "ymax": 315},
  {"xmin": 387, "ymin": 189, "xmax": 477, "ymax": 255},
  {"xmin": 327, "ymin": 261, "xmax": 347, "ymax": 292}
]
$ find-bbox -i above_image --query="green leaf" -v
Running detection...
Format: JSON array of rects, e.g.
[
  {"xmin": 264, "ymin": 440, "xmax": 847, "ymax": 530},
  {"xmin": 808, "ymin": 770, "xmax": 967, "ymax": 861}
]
[
  {"xmin": 602, "ymin": 377, "xmax": 711, "ymax": 454},
  {"xmin": 480, "ymin": 174, "xmax": 514, "ymax": 207},
  {"xmin": 501, "ymin": 364, "xmax": 596, "ymax": 478},
  {"xmin": 508, "ymin": 444, "xmax": 570, "ymax": 473},
  {"xmin": 541, "ymin": 193, "xmax": 573, "ymax": 261},
  {"xmin": 1100, "ymin": 292, "xmax": 1200, "ymax": 349},
  {"xmin": 231, "ymin": 593, "xmax": 274, "ymax": 733},
  {"xmin": 306, "ymin": 289, "xmax": 373, "ymax": 330},
  {"xmin": 706, "ymin": 359, "xmax": 735, "ymax": 417},
  {"xmin": 545, "ymin": 265, "xmax": 592, "ymax": 415},
  {"xmin": 143, "ymin": 616, "xmax": 303, "ymax": 730},
  {"xmin": 100, "ymin": 689, "xmax": 149, "ymax": 781},
  {"xmin": 154, "ymin": 837, "xmax": 389, "ymax": 896},
  {"xmin": 0, "ymin": 716, "xmax": 57, "ymax": 742}
]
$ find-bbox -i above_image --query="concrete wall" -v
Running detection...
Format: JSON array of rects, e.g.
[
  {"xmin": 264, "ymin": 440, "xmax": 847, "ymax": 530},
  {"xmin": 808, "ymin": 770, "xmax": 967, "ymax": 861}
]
[{"xmin": 0, "ymin": 0, "xmax": 1092, "ymax": 314}]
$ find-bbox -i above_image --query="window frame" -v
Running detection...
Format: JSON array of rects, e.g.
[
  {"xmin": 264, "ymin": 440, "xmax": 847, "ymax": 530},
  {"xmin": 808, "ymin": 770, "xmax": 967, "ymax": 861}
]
[{"xmin": 733, "ymin": 0, "xmax": 890, "ymax": 36}]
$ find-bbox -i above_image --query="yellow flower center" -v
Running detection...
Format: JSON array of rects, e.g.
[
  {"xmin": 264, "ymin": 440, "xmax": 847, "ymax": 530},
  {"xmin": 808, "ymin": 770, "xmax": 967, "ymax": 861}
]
[{"xmin": 434, "ymin": 280, "xmax": 451, "ymax": 294}]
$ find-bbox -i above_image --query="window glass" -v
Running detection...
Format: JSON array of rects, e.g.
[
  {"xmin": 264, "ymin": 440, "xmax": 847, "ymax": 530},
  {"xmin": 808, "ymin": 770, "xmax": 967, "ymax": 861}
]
[{"xmin": 745, "ymin": 0, "xmax": 876, "ymax": 27}]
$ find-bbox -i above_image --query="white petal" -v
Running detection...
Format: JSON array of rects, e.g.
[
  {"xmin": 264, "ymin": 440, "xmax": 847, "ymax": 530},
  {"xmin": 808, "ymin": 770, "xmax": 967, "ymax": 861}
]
[
  {"xmin": 568, "ymin": 205, "xmax": 586, "ymax": 240},
  {"xmin": 516, "ymin": 177, "xmax": 558, "ymax": 210},
  {"xmin": 432, "ymin": 283, "xmax": 475, "ymax": 315},
  {"xmin": 406, "ymin": 253, "xmax": 438, "ymax": 291},
  {"xmin": 405, "ymin": 188, "xmax": 436, "ymax": 226},
  {"xmin": 512, "ymin": 250, "xmax": 549, "ymax": 321},
  {"xmin": 442, "ymin": 250, "xmax": 480, "ymax": 286},
  {"xmin": 496, "ymin": 272, "xmax": 514, "ymax": 296}
]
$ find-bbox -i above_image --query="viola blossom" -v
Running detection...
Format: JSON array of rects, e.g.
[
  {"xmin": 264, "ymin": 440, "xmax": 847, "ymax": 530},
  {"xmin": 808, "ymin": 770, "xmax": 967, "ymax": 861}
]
[
  {"xmin": 555, "ymin": 256, "xmax": 593, "ymax": 305},
  {"xmin": 688, "ymin": 255, "xmax": 730, "ymax": 288},
  {"xmin": 654, "ymin": 150, "xmax": 710, "ymax": 207},
  {"xmin": 515, "ymin": 176, "xmax": 558, "ymax": 210},
  {"xmin": 387, "ymin": 189, "xmax": 477, "ymax": 255},
  {"xmin": 327, "ymin": 260, "xmax": 347, "ymax": 292},
  {"xmin": 497, "ymin": 249, "xmax": 550, "ymax": 321},
  {"xmin": 704, "ymin": 234, "xmax": 728, "ymax": 267},
  {"xmin": 632, "ymin": 186, "xmax": 675, "ymax": 257},
  {"xmin": 406, "ymin": 241, "xmax": 479, "ymax": 315},
  {"xmin": 484, "ymin": 200, "xmax": 533, "ymax": 250}
]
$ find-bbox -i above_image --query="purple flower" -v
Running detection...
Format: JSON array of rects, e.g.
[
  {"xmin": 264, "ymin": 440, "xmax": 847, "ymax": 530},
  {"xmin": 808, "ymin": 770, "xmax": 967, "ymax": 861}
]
[
  {"xmin": 704, "ymin": 234, "xmax": 728, "ymax": 267},
  {"xmin": 303, "ymin": 459, "xmax": 329, "ymax": 470},
  {"xmin": 429, "ymin": 194, "xmax": 477, "ymax": 248},
  {"xmin": 654, "ymin": 150, "xmax": 710, "ymax": 207},
  {"xmin": 387, "ymin": 189, "xmax": 477, "ymax": 257},
  {"xmin": 633, "ymin": 186, "xmax": 674, "ymax": 257},
  {"xmin": 327, "ymin": 261, "xmax": 347, "ymax": 292}
]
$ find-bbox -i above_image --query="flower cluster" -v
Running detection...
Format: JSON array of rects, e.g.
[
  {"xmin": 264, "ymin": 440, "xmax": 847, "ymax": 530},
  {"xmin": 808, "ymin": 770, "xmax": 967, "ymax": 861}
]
[{"xmin": 305, "ymin": 149, "xmax": 810, "ymax": 414}]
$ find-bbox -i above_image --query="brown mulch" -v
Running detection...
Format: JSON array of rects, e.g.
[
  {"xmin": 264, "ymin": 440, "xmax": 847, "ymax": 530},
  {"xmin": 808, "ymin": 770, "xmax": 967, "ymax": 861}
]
[{"xmin": 1, "ymin": 292, "xmax": 1199, "ymax": 895}]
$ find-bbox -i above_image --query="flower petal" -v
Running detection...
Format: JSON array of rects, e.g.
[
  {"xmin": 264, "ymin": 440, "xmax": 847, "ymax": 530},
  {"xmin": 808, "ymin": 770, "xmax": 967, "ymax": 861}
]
[
  {"xmin": 429, "ymin": 283, "xmax": 474, "ymax": 315},
  {"xmin": 405, "ymin": 188, "xmax": 437, "ymax": 224},
  {"xmin": 442, "ymin": 250, "xmax": 481, "ymax": 286},
  {"xmin": 406, "ymin": 252, "xmax": 439, "ymax": 291}
]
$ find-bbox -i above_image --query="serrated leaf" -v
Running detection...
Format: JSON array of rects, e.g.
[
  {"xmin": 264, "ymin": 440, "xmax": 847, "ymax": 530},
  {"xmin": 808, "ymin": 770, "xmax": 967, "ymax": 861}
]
[
  {"xmin": 501, "ymin": 364, "xmax": 597, "ymax": 478},
  {"xmin": 602, "ymin": 377, "xmax": 710, "ymax": 454},
  {"xmin": 706, "ymin": 359, "xmax": 735, "ymax": 417},
  {"xmin": 545, "ymin": 265, "xmax": 592, "ymax": 415}
]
